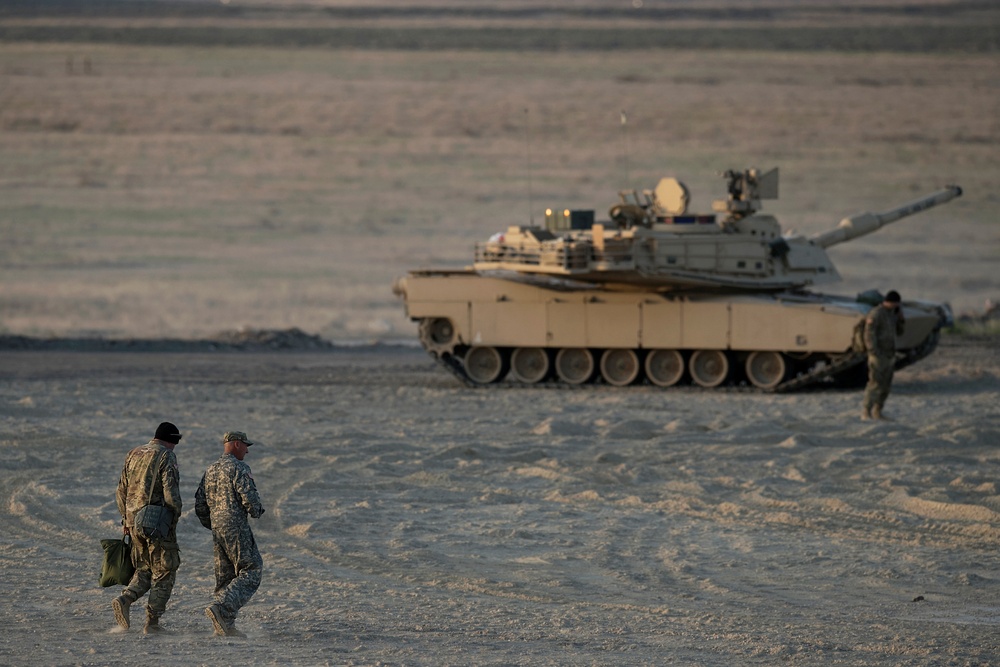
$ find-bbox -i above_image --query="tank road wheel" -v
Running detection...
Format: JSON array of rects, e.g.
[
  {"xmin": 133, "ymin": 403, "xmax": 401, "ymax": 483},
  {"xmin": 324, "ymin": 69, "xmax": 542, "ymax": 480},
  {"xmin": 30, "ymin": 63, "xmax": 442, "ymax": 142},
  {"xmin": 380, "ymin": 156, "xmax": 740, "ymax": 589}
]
[
  {"xmin": 689, "ymin": 350, "xmax": 730, "ymax": 388},
  {"xmin": 555, "ymin": 348, "xmax": 595, "ymax": 385},
  {"xmin": 745, "ymin": 351, "xmax": 789, "ymax": 390},
  {"xmin": 464, "ymin": 346, "xmax": 508, "ymax": 384},
  {"xmin": 510, "ymin": 347, "xmax": 551, "ymax": 384},
  {"xmin": 600, "ymin": 349, "xmax": 641, "ymax": 386},
  {"xmin": 645, "ymin": 349, "xmax": 685, "ymax": 387},
  {"xmin": 419, "ymin": 318, "xmax": 458, "ymax": 357}
]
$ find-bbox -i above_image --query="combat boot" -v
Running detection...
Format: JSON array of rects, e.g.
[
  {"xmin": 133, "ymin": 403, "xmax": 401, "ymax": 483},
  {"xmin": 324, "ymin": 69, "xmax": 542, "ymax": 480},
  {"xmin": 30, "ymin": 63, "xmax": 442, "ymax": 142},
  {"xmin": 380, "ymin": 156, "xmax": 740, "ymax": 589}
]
[
  {"xmin": 205, "ymin": 603, "xmax": 228, "ymax": 636},
  {"xmin": 111, "ymin": 593, "xmax": 133, "ymax": 630},
  {"xmin": 861, "ymin": 407, "xmax": 872, "ymax": 421},
  {"xmin": 225, "ymin": 624, "xmax": 247, "ymax": 638},
  {"xmin": 143, "ymin": 610, "xmax": 166, "ymax": 634},
  {"xmin": 872, "ymin": 405, "xmax": 893, "ymax": 421}
]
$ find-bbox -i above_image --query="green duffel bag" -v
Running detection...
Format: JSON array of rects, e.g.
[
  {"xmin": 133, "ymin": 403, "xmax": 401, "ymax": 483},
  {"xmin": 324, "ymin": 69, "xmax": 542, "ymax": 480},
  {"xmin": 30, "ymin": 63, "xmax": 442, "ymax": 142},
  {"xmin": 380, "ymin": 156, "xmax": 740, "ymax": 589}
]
[{"xmin": 99, "ymin": 536, "xmax": 135, "ymax": 587}]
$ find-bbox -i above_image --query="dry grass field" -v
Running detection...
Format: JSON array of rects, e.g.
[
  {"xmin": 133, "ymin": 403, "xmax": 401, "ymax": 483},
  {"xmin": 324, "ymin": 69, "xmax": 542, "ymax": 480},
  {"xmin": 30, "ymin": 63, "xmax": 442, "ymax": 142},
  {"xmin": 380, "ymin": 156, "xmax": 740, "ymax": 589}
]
[{"xmin": 1, "ymin": 0, "xmax": 998, "ymax": 341}]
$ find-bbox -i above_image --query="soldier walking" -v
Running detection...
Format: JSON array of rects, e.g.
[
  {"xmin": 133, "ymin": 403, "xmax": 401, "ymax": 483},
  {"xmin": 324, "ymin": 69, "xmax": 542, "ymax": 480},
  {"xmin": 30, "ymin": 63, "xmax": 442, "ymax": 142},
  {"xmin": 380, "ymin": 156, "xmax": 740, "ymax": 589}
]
[
  {"xmin": 195, "ymin": 430, "xmax": 265, "ymax": 637},
  {"xmin": 862, "ymin": 290, "xmax": 905, "ymax": 420},
  {"xmin": 112, "ymin": 421, "xmax": 183, "ymax": 633}
]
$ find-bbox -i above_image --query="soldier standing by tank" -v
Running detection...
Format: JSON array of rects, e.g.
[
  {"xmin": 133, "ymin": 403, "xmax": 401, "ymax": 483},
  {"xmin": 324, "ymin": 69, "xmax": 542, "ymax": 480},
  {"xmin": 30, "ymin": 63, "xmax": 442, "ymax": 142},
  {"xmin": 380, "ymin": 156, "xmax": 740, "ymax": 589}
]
[
  {"xmin": 862, "ymin": 290, "xmax": 905, "ymax": 420},
  {"xmin": 195, "ymin": 430, "xmax": 265, "ymax": 637},
  {"xmin": 112, "ymin": 421, "xmax": 183, "ymax": 634}
]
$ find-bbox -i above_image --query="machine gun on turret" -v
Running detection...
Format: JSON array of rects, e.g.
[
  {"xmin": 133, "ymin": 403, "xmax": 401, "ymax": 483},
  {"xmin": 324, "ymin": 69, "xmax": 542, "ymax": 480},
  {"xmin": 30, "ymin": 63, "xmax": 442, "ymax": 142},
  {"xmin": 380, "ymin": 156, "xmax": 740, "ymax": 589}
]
[{"xmin": 712, "ymin": 167, "xmax": 780, "ymax": 221}]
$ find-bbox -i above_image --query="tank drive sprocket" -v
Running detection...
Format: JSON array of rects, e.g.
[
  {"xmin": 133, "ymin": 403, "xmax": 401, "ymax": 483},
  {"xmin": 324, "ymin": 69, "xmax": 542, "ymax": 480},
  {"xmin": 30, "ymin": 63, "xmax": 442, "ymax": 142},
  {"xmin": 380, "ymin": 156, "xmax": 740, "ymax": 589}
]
[{"xmin": 418, "ymin": 317, "xmax": 458, "ymax": 357}]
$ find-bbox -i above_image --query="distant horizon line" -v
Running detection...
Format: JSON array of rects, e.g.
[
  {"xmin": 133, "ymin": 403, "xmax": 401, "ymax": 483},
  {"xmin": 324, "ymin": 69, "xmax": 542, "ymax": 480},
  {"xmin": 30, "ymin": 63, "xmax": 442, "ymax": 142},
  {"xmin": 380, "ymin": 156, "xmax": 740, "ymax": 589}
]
[{"xmin": 0, "ymin": 24, "xmax": 996, "ymax": 54}]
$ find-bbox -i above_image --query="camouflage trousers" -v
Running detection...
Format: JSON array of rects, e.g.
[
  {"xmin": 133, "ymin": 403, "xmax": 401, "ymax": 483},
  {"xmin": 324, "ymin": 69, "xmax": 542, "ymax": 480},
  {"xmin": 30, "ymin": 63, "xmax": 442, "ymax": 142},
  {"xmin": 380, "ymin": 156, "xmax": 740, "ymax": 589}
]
[
  {"xmin": 211, "ymin": 526, "xmax": 263, "ymax": 624},
  {"xmin": 864, "ymin": 353, "xmax": 895, "ymax": 411},
  {"xmin": 124, "ymin": 533, "xmax": 181, "ymax": 618}
]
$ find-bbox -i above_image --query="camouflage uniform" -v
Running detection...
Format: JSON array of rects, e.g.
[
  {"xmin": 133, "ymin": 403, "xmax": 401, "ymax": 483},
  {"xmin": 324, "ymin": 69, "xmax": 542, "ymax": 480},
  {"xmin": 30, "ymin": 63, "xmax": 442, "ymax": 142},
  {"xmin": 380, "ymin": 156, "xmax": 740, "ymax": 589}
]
[
  {"xmin": 195, "ymin": 453, "xmax": 265, "ymax": 633},
  {"xmin": 115, "ymin": 439, "xmax": 182, "ymax": 624},
  {"xmin": 863, "ymin": 304, "xmax": 905, "ymax": 417}
]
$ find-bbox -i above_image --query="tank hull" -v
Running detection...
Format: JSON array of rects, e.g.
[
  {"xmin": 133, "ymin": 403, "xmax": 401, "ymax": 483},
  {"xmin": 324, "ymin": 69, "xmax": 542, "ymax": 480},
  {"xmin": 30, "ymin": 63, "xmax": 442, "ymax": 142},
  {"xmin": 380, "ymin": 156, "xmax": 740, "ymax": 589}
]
[{"xmin": 395, "ymin": 270, "xmax": 947, "ymax": 390}]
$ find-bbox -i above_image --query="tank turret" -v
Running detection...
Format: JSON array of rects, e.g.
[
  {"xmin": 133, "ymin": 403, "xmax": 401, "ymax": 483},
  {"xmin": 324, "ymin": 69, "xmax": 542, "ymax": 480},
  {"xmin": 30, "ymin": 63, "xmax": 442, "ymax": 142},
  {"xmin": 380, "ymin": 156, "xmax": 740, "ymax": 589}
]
[{"xmin": 473, "ymin": 169, "xmax": 962, "ymax": 292}]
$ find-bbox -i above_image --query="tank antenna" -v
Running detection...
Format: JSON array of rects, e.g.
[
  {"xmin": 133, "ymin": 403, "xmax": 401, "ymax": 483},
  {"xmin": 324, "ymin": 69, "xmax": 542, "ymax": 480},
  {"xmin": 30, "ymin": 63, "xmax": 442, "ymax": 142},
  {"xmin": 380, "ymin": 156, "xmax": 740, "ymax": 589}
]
[
  {"xmin": 620, "ymin": 109, "xmax": 630, "ymax": 189},
  {"xmin": 524, "ymin": 108, "xmax": 535, "ymax": 226}
]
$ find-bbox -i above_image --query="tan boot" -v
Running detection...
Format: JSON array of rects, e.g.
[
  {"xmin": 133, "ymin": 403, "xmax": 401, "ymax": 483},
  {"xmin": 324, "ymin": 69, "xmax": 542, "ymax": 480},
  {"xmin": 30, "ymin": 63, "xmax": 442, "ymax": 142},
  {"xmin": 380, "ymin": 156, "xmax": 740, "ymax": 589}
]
[
  {"xmin": 872, "ymin": 405, "xmax": 893, "ymax": 421},
  {"xmin": 225, "ymin": 624, "xmax": 247, "ymax": 638},
  {"xmin": 143, "ymin": 610, "xmax": 167, "ymax": 634},
  {"xmin": 206, "ymin": 604, "xmax": 227, "ymax": 636},
  {"xmin": 861, "ymin": 407, "xmax": 872, "ymax": 421},
  {"xmin": 111, "ymin": 594, "xmax": 132, "ymax": 630}
]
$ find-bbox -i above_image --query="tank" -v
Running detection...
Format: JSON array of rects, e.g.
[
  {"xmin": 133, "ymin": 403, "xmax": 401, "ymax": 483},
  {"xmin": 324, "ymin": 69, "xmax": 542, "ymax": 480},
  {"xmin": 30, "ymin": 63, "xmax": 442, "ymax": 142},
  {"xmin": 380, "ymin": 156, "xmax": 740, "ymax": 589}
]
[{"xmin": 393, "ymin": 168, "xmax": 962, "ymax": 390}]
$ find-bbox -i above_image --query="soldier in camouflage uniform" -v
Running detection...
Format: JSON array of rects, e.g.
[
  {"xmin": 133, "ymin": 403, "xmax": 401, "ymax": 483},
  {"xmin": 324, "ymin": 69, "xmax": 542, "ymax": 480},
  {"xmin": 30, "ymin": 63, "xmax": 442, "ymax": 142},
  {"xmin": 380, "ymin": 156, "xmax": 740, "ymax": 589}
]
[
  {"xmin": 195, "ymin": 430, "xmax": 265, "ymax": 637},
  {"xmin": 112, "ymin": 421, "xmax": 183, "ymax": 634},
  {"xmin": 862, "ymin": 290, "xmax": 905, "ymax": 420}
]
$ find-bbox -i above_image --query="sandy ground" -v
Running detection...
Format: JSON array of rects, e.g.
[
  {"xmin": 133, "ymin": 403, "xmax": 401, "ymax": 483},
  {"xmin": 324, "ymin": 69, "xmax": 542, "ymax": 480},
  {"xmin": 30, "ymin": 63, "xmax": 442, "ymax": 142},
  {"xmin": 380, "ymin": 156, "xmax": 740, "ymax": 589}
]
[{"xmin": 0, "ymin": 335, "xmax": 998, "ymax": 666}]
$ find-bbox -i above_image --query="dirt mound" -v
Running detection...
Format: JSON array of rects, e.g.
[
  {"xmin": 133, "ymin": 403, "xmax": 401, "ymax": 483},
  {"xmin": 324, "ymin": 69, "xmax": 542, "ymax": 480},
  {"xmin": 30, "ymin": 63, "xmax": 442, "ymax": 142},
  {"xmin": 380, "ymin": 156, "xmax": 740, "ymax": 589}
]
[
  {"xmin": 0, "ymin": 328, "xmax": 334, "ymax": 352},
  {"xmin": 208, "ymin": 327, "xmax": 334, "ymax": 350}
]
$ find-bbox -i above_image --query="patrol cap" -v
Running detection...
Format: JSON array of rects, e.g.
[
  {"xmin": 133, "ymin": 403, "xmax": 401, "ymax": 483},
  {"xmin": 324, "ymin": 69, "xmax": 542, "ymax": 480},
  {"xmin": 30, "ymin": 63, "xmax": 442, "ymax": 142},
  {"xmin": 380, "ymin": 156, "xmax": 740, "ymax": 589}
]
[
  {"xmin": 154, "ymin": 421, "xmax": 182, "ymax": 444},
  {"xmin": 884, "ymin": 290, "xmax": 901, "ymax": 303},
  {"xmin": 223, "ymin": 431, "xmax": 254, "ymax": 446}
]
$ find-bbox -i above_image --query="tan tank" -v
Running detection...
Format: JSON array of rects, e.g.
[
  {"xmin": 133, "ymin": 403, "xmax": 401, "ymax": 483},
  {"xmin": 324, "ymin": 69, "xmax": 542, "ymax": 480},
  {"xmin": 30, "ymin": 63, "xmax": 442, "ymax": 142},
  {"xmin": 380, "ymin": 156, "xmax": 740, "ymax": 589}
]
[{"xmin": 393, "ymin": 168, "xmax": 962, "ymax": 390}]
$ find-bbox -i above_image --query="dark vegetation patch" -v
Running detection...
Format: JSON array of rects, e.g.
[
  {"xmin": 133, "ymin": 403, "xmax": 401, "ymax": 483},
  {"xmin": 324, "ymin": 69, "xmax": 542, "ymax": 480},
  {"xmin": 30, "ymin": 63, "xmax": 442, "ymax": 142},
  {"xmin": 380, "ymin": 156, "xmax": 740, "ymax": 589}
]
[
  {"xmin": 1, "ymin": 24, "xmax": 997, "ymax": 53},
  {"xmin": 0, "ymin": 328, "xmax": 337, "ymax": 352},
  {"xmin": 1, "ymin": 1, "xmax": 998, "ymax": 53},
  {"xmin": 2, "ymin": 0, "xmax": 997, "ymax": 22}
]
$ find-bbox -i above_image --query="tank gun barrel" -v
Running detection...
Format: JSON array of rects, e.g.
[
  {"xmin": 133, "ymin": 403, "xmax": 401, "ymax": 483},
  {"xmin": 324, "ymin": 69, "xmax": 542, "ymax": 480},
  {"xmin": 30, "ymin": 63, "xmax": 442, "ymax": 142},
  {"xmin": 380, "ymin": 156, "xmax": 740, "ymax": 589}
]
[{"xmin": 810, "ymin": 185, "xmax": 962, "ymax": 249}]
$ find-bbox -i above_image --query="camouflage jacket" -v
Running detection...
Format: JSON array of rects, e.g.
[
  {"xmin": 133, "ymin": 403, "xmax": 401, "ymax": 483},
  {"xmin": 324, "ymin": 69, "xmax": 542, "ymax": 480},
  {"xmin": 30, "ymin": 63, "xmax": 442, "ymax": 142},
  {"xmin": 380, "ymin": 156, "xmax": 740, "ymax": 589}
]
[
  {"xmin": 116, "ymin": 439, "xmax": 182, "ymax": 534},
  {"xmin": 863, "ymin": 304, "xmax": 905, "ymax": 358},
  {"xmin": 195, "ymin": 454, "xmax": 264, "ymax": 533}
]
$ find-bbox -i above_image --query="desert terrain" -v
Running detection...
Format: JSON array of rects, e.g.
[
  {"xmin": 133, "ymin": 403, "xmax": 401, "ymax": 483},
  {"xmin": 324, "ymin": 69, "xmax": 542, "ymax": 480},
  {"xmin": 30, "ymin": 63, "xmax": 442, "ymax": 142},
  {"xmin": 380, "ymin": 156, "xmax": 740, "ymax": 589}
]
[
  {"xmin": 1, "ymin": 1, "xmax": 999, "ymax": 665},
  {"xmin": 1, "ymin": 337, "xmax": 999, "ymax": 665}
]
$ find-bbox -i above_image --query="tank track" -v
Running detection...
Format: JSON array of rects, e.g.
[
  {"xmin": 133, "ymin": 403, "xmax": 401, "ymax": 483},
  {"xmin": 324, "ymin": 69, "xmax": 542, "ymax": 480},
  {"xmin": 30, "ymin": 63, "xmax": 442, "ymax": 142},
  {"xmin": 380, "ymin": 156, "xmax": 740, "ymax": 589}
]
[
  {"xmin": 771, "ymin": 352, "xmax": 866, "ymax": 393},
  {"xmin": 424, "ymin": 347, "xmax": 869, "ymax": 393},
  {"xmin": 895, "ymin": 329, "xmax": 940, "ymax": 371}
]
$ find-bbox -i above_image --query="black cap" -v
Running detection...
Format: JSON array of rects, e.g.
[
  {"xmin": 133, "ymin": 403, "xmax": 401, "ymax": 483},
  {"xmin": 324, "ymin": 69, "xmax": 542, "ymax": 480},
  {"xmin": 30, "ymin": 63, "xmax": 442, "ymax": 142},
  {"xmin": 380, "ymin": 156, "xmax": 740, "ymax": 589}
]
[
  {"xmin": 154, "ymin": 421, "xmax": 182, "ymax": 444},
  {"xmin": 885, "ymin": 290, "xmax": 901, "ymax": 303}
]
